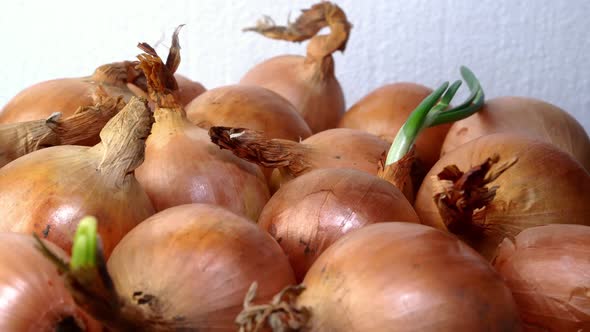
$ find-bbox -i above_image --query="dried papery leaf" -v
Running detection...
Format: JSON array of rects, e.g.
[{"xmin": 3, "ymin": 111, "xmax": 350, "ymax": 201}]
[
  {"xmin": 165, "ymin": 24, "xmax": 184, "ymax": 74},
  {"xmin": 236, "ymin": 282, "xmax": 310, "ymax": 332},
  {"xmin": 92, "ymin": 61, "xmax": 144, "ymax": 87},
  {"xmin": 135, "ymin": 51, "xmax": 179, "ymax": 108},
  {"xmin": 432, "ymin": 154, "xmax": 518, "ymax": 235},
  {"xmin": 209, "ymin": 126, "xmax": 311, "ymax": 174}
]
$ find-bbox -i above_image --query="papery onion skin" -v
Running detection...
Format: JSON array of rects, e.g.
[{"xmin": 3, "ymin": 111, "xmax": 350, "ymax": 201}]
[
  {"xmin": 240, "ymin": 55, "xmax": 345, "ymax": 134},
  {"xmin": 415, "ymin": 133, "xmax": 590, "ymax": 260},
  {"xmin": 174, "ymin": 73, "xmax": 207, "ymax": 106},
  {"xmin": 338, "ymin": 82, "xmax": 450, "ymax": 170},
  {"xmin": 492, "ymin": 224, "xmax": 590, "ymax": 331},
  {"xmin": 185, "ymin": 85, "xmax": 312, "ymax": 141},
  {"xmin": 242, "ymin": 222, "xmax": 521, "ymax": 331},
  {"xmin": 107, "ymin": 203, "xmax": 296, "ymax": 330},
  {"xmin": 0, "ymin": 233, "xmax": 102, "ymax": 332},
  {"xmin": 258, "ymin": 168, "xmax": 420, "ymax": 281},
  {"xmin": 441, "ymin": 96, "xmax": 590, "ymax": 170}
]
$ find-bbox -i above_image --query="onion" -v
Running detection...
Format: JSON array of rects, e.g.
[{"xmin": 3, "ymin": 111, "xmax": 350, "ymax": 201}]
[
  {"xmin": 134, "ymin": 42, "xmax": 270, "ymax": 220},
  {"xmin": 0, "ymin": 26, "xmax": 203, "ymax": 124},
  {"xmin": 237, "ymin": 222, "xmax": 522, "ymax": 331},
  {"xmin": 492, "ymin": 224, "xmax": 590, "ymax": 331},
  {"xmin": 338, "ymin": 82, "xmax": 450, "ymax": 170},
  {"xmin": 441, "ymin": 96, "xmax": 590, "ymax": 170},
  {"xmin": 256, "ymin": 168, "xmax": 419, "ymax": 280},
  {"xmin": 209, "ymin": 126, "xmax": 390, "ymax": 192},
  {"xmin": 0, "ymin": 96, "xmax": 155, "ymax": 258},
  {"xmin": 414, "ymin": 133, "xmax": 590, "ymax": 260},
  {"xmin": 0, "ymin": 90, "xmax": 124, "ymax": 168},
  {"xmin": 241, "ymin": 1, "xmax": 352, "ymax": 133},
  {"xmin": 0, "ymin": 232, "xmax": 101, "ymax": 331},
  {"xmin": 185, "ymin": 84, "xmax": 312, "ymax": 141},
  {"xmin": 41, "ymin": 207, "xmax": 295, "ymax": 331}
]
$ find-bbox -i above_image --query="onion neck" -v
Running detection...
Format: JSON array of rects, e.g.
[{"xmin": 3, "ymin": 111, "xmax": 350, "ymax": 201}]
[
  {"xmin": 90, "ymin": 97, "xmax": 153, "ymax": 186},
  {"xmin": 208, "ymin": 126, "xmax": 312, "ymax": 177},
  {"xmin": 91, "ymin": 61, "xmax": 144, "ymax": 89},
  {"xmin": 236, "ymin": 282, "xmax": 310, "ymax": 331}
]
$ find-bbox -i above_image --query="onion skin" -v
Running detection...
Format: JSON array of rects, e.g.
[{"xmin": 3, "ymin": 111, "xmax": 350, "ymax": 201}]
[
  {"xmin": 441, "ymin": 96, "xmax": 590, "ymax": 170},
  {"xmin": 107, "ymin": 204, "xmax": 296, "ymax": 330},
  {"xmin": 492, "ymin": 224, "xmax": 590, "ymax": 331},
  {"xmin": 258, "ymin": 168, "xmax": 420, "ymax": 281},
  {"xmin": 186, "ymin": 84, "xmax": 312, "ymax": 141},
  {"xmin": 239, "ymin": 222, "xmax": 521, "ymax": 331},
  {"xmin": 415, "ymin": 133, "xmax": 590, "ymax": 260},
  {"xmin": 240, "ymin": 55, "xmax": 345, "ymax": 133},
  {"xmin": 0, "ymin": 97, "xmax": 155, "ymax": 259},
  {"xmin": 174, "ymin": 73, "xmax": 207, "ymax": 105},
  {"xmin": 0, "ymin": 233, "xmax": 101, "ymax": 332},
  {"xmin": 338, "ymin": 82, "xmax": 450, "ymax": 170}
]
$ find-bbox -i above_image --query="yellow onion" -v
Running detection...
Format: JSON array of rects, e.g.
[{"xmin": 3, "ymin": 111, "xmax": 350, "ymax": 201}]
[
  {"xmin": 134, "ymin": 42, "xmax": 270, "ymax": 220},
  {"xmin": 492, "ymin": 224, "xmax": 590, "ymax": 331},
  {"xmin": 0, "ymin": 232, "xmax": 102, "ymax": 331},
  {"xmin": 209, "ymin": 126, "xmax": 390, "ymax": 192},
  {"xmin": 237, "ymin": 222, "xmax": 522, "ymax": 331},
  {"xmin": 441, "ymin": 96, "xmax": 590, "ymax": 170},
  {"xmin": 257, "ymin": 168, "xmax": 419, "ymax": 280},
  {"xmin": 415, "ymin": 133, "xmax": 590, "ymax": 260},
  {"xmin": 43, "ymin": 206, "xmax": 295, "ymax": 331},
  {"xmin": 0, "ymin": 97, "xmax": 155, "ymax": 258},
  {"xmin": 241, "ymin": 1, "xmax": 352, "ymax": 133},
  {"xmin": 338, "ymin": 82, "xmax": 451, "ymax": 170}
]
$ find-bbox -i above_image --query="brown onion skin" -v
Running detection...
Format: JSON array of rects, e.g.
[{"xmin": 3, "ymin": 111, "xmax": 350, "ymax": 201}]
[
  {"xmin": 185, "ymin": 85, "xmax": 312, "ymax": 141},
  {"xmin": 338, "ymin": 82, "xmax": 450, "ymax": 170},
  {"xmin": 240, "ymin": 55, "xmax": 345, "ymax": 133},
  {"xmin": 415, "ymin": 133, "xmax": 590, "ymax": 260},
  {"xmin": 0, "ymin": 233, "xmax": 102, "ymax": 332},
  {"xmin": 108, "ymin": 204, "xmax": 296, "ymax": 330},
  {"xmin": 441, "ymin": 96, "xmax": 590, "ymax": 170},
  {"xmin": 259, "ymin": 168, "xmax": 420, "ymax": 281},
  {"xmin": 174, "ymin": 73, "xmax": 207, "ymax": 106},
  {"xmin": 296, "ymin": 222, "xmax": 521, "ymax": 331},
  {"xmin": 136, "ymin": 113, "xmax": 270, "ymax": 220},
  {"xmin": 492, "ymin": 224, "xmax": 590, "ymax": 331},
  {"xmin": 0, "ymin": 146, "xmax": 154, "ymax": 259}
]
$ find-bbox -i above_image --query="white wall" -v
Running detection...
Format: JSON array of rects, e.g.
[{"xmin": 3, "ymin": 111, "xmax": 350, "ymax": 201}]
[{"xmin": 1, "ymin": 0, "xmax": 588, "ymax": 131}]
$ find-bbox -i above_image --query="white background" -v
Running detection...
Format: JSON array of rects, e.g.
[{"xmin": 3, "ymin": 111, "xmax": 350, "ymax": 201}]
[{"xmin": 0, "ymin": 0, "xmax": 588, "ymax": 131}]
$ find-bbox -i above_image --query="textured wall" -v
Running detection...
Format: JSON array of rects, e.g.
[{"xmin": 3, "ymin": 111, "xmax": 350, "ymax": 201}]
[{"xmin": 1, "ymin": 0, "xmax": 588, "ymax": 130}]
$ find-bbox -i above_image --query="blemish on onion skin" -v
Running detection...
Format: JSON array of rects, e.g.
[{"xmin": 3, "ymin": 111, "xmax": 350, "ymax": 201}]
[{"xmin": 42, "ymin": 225, "xmax": 51, "ymax": 238}]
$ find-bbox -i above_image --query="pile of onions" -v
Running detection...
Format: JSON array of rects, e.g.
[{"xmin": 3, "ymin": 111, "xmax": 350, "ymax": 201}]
[
  {"xmin": 41, "ymin": 206, "xmax": 295, "ymax": 331},
  {"xmin": 0, "ymin": 26, "xmax": 204, "ymax": 124},
  {"xmin": 415, "ymin": 133, "xmax": 590, "ymax": 260},
  {"xmin": 185, "ymin": 84, "xmax": 312, "ymax": 141},
  {"xmin": 0, "ymin": 97, "xmax": 155, "ymax": 258},
  {"xmin": 237, "ymin": 222, "xmax": 522, "ymax": 331},
  {"xmin": 441, "ymin": 96, "xmax": 590, "ymax": 170},
  {"xmin": 338, "ymin": 82, "xmax": 448, "ymax": 170},
  {"xmin": 134, "ymin": 42, "xmax": 270, "ymax": 220},
  {"xmin": 256, "ymin": 168, "xmax": 419, "ymax": 280},
  {"xmin": 0, "ymin": 232, "xmax": 101, "ymax": 331},
  {"xmin": 0, "ymin": 90, "xmax": 125, "ymax": 168},
  {"xmin": 240, "ymin": 1, "xmax": 351, "ymax": 133},
  {"xmin": 209, "ymin": 126, "xmax": 390, "ymax": 192},
  {"xmin": 492, "ymin": 224, "xmax": 590, "ymax": 331}
]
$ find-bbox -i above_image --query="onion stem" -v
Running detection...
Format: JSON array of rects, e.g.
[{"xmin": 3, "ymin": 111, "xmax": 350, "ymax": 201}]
[
  {"xmin": 70, "ymin": 216, "xmax": 98, "ymax": 270},
  {"xmin": 385, "ymin": 66, "xmax": 484, "ymax": 166}
]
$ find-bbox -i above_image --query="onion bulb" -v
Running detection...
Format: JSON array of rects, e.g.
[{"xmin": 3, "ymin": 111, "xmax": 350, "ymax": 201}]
[
  {"xmin": 441, "ymin": 96, "xmax": 590, "ymax": 170},
  {"xmin": 0, "ymin": 89, "xmax": 124, "ymax": 168},
  {"xmin": 256, "ymin": 168, "xmax": 419, "ymax": 280},
  {"xmin": 0, "ymin": 96, "xmax": 155, "ymax": 259},
  {"xmin": 134, "ymin": 41, "xmax": 270, "ymax": 220},
  {"xmin": 0, "ymin": 26, "xmax": 203, "ymax": 124},
  {"xmin": 415, "ymin": 133, "xmax": 590, "ymax": 260},
  {"xmin": 492, "ymin": 224, "xmax": 590, "ymax": 331},
  {"xmin": 209, "ymin": 126, "xmax": 390, "ymax": 192},
  {"xmin": 0, "ymin": 232, "xmax": 101, "ymax": 331},
  {"xmin": 338, "ymin": 82, "xmax": 452, "ymax": 170},
  {"xmin": 241, "ymin": 1, "xmax": 352, "ymax": 133},
  {"xmin": 41, "ymin": 207, "xmax": 295, "ymax": 331},
  {"xmin": 237, "ymin": 222, "xmax": 522, "ymax": 331}
]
